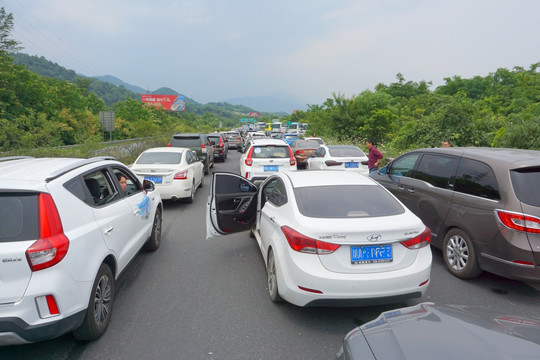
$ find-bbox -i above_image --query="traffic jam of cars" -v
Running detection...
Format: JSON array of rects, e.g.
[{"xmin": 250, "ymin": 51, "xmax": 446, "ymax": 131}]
[{"xmin": 2, "ymin": 122, "xmax": 540, "ymax": 357}]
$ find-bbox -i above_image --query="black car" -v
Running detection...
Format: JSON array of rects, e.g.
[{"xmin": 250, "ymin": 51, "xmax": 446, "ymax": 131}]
[
  {"xmin": 169, "ymin": 133, "xmax": 214, "ymax": 175},
  {"xmin": 208, "ymin": 133, "xmax": 229, "ymax": 162}
]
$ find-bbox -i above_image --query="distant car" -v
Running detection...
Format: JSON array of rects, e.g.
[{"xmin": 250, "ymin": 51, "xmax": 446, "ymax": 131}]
[
  {"xmin": 223, "ymin": 131, "xmax": 242, "ymax": 149},
  {"xmin": 207, "ymin": 170, "xmax": 431, "ymax": 306},
  {"xmin": 208, "ymin": 133, "xmax": 229, "ymax": 162},
  {"xmin": 307, "ymin": 145, "xmax": 369, "ymax": 174},
  {"xmin": 282, "ymin": 133, "xmax": 300, "ymax": 146},
  {"xmin": 0, "ymin": 156, "xmax": 162, "ymax": 345},
  {"xmin": 370, "ymin": 147, "xmax": 540, "ymax": 282},
  {"xmin": 303, "ymin": 136, "xmax": 324, "ymax": 146},
  {"xmin": 291, "ymin": 139, "xmax": 320, "ymax": 169},
  {"xmin": 130, "ymin": 147, "xmax": 204, "ymax": 203},
  {"xmin": 239, "ymin": 138, "xmax": 297, "ymax": 185},
  {"xmin": 169, "ymin": 133, "xmax": 214, "ymax": 175},
  {"xmin": 337, "ymin": 302, "xmax": 540, "ymax": 360}
]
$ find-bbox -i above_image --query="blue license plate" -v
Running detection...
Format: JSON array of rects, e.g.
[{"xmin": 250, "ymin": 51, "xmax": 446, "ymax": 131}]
[
  {"xmin": 144, "ymin": 176, "xmax": 162, "ymax": 184},
  {"xmin": 351, "ymin": 245, "xmax": 392, "ymax": 264},
  {"xmin": 264, "ymin": 165, "xmax": 278, "ymax": 172},
  {"xmin": 345, "ymin": 162, "xmax": 359, "ymax": 168}
]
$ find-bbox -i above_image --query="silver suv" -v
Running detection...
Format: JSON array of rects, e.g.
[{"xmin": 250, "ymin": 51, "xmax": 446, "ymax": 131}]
[
  {"xmin": 0, "ymin": 156, "xmax": 163, "ymax": 345},
  {"xmin": 370, "ymin": 147, "xmax": 540, "ymax": 282}
]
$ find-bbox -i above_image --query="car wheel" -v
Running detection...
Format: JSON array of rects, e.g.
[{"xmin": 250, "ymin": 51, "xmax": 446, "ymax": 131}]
[
  {"xmin": 199, "ymin": 170, "xmax": 204, "ymax": 188},
  {"xmin": 73, "ymin": 263, "xmax": 114, "ymax": 341},
  {"xmin": 443, "ymin": 228, "xmax": 481, "ymax": 279},
  {"xmin": 144, "ymin": 208, "xmax": 162, "ymax": 251},
  {"xmin": 267, "ymin": 249, "xmax": 283, "ymax": 303},
  {"xmin": 186, "ymin": 182, "xmax": 195, "ymax": 203},
  {"xmin": 249, "ymin": 228, "xmax": 255, "ymax": 238},
  {"xmin": 204, "ymin": 162, "xmax": 209, "ymax": 175}
]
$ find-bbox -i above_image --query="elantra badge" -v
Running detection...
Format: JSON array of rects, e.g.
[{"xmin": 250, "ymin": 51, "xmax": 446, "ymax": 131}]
[{"xmin": 367, "ymin": 234, "xmax": 382, "ymax": 242}]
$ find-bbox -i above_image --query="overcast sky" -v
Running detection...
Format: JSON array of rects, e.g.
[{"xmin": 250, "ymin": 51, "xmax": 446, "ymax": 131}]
[{"xmin": 3, "ymin": 0, "xmax": 540, "ymax": 107}]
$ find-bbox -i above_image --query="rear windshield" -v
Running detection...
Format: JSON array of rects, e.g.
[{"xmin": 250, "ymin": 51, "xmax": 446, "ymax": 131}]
[
  {"xmin": 0, "ymin": 193, "xmax": 38, "ymax": 242},
  {"xmin": 328, "ymin": 146, "xmax": 366, "ymax": 157},
  {"xmin": 295, "ymin": 140, "xmax": 319, "ymax": 149},
  {"xmin": 251, "ymin": 146, "xmax": 289, "ymax": 159},
  {"xmin": 294, "ymin": 185, "xmax": 405, "ymax": 218},
  {"xmin": 170, "ymin": 137, "xmax": 200, "ymax": 147},
  {"xmin": 510, "ymin": 167, "xmax": 540, "ymax": 207},
  {"xmin": 136, "ymin": 152, "xmax": 183, "ymax": 164}
]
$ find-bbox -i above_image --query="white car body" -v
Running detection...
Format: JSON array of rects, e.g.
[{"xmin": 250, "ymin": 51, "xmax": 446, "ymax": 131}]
[
  {"xmin": 130, "ymin": 147, "xmax": 204, "ymax": 202},
  {"xmin": 307, "ymin": 145, "xmax": 369, "ymax": 174},
  {"xmin": 207, "ymin": 170, "xmax": 432, "ymax": 307},
  {"xmin": 0, "ymin": 156, "xmax": 162, "ymax": 345},
  {"xmin": 239, "ymin": 138, "xmax": 297, "ymax": 184}
]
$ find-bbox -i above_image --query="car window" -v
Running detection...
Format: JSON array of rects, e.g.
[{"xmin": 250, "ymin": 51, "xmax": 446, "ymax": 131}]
[
  {"xmin": 294, "ymin": 185, "xmax": 405, "ymax": 218},
  {"xmin": 112, "ymin": 167, "xmax": 142, "ymax": 197},
  {"xmin": 251, "ymin": 146, "xmax": 289, "ymax": 159},
  {"xmin": 389, "ymin": 154, "xmax": 420, "ymax": 177},
  {"xmin": 414, "ymin": 154, "xmax": 459, "ymax": 189},
  {"xmin": 185, "ymin": 150, "xmax": 193, "ymax": 164},
  {"xmin": 510, "ymin": 167, "xmax": 540, "ymax": 207},
  {"xmin": 267, "ymin": 179, "xmax": 287, "ymax": 206},
  {"xmin": 314, "ymin": 147, "xmax": 325, "ymax": 157},
  {"xmin": 83, "ymin": 170, "xmax": 117, "ymax": 206},
  {"xmin": 215, "ymin": 175, "xmax": 257, "ymax": 194},
  {"xmin": 170, "ymin": 137, "xmax": 201, "ymax": 147},
  {"xmin": 136, "ymin": 152, "xmax": 183, "ymax": 164},
  {"xmin": 328, "ymin": 146, "xmax": 366, "ymax": 157},
  {"xmin": 294, "ymin": 140, "xmax": 319, "ymax": 149},
  {"xmin": 0, "ymin": 193, "xmax": 38, "ymax": 243},
  {"xmin": 454, "ymin": 158, "xmax": 500, "ymax": 200}
]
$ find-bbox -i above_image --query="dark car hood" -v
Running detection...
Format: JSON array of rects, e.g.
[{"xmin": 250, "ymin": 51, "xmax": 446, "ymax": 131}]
[{"xmin": 343, "ymin": 302, "xmax": 540, "ymax": 360}]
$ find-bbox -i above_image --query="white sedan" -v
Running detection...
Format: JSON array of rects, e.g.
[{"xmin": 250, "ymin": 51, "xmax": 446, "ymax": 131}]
[
  {"xmin": 131, "ymin": 147, "xmax": 204, "ymax": 202},
  {"xmin": 207, "ymin": 170, "xmax": 432, "ymax": 307},
  {"xmin": 307, "ymin": 145, "xmax": 369, "ymax": 174}
]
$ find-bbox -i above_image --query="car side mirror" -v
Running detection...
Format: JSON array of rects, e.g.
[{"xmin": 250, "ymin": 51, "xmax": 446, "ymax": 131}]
[
  {"xmin": 143, "ymin": 179, "xmax": 155, "ymax": 192},
  {"xmin": 378, "ymin": 166, "xmax": 388, "ymax": 175}
]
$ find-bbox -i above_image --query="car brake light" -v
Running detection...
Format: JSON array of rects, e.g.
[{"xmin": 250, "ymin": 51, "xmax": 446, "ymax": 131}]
[
  {"xmin": 288, "ymin": 147, "xmax": 296, "ymax": 166},
  {"xmin": 281, "ymin": 226, "xmax": 340, "ymax": 254},
  {"xmin": 219, "ymin": 137, "xmax": 224, "ymax": 146},
  {"xmin": 295, "ymin": 150, "xmax": 304, "ymax": 154},
  {"xmin": 26, "ymin": 193, "xmax": 70, "ymax": 271},
  {"xmin": 495, "ymin": 210, "xmax": 540, "ymax": 234},
  {"xmin": 167, "ymin": 143, "xmax": 171, "ymax": 147},
  {"xmin": 400, "ymin": 227, "xmax": 431, "ymax": 249},
  {"xmin": 174, "ymin": 170, "xmax": 188, "ymax": 180},
  {"xmin": 201, "ymin": 143, "xmax": 205, "ymax": 149},
  {"xmin": 325, "ymin": 160, "xmax": 342, "ymax": 166},
  {"xmin": 245, "ymin": 146, "xmax": 254, "ymax": 166}
]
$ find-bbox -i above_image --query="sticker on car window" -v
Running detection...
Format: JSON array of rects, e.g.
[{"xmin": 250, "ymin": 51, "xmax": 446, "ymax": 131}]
[
  {"xmin": 254, "ymin": 148, "xmax": 262, "ymax": 154},
  {"xmin": 137, "ymin": 195, "xmax": 151, "ymax": 220}
]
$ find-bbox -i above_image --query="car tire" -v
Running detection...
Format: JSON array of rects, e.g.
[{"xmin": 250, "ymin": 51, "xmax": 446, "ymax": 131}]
[
  {"xmin": 73, "ymin": 263, "xmax": 114, "ymax": 341},
  {"xmin": 144, "ymin": 208, "xmax": 162, "ymax": 252},
  {"xmin": 249, "ymin": 228, "xmax": 255, "ymax": 238},
  {"xmin": 186, "ymin": 182, "xmax": 196, "ymax": 203},
  {"xmin": 267, "ymin": 249, "xmax": 283, "ymax": 303},
  {"xmin": 199, "ymin": 171, "xmax": 204, "ymax": 188},
  {"xmin": 210, "ymin": 157, "xmax": 214, "ymax": 169},
  {"xmin": 443, "ymin": 228, "xmax": 482, "ymax": 279},
  {"xmin": 204, "ymin": 162, "xmax": 209, "ymax": 175}
]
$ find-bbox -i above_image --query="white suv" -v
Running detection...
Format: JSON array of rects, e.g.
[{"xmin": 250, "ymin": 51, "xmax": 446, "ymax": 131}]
[
  {"xmin": 0, "ymin": 156, "xmax": 163, "ymax": 345},
  {"xmin": 240, "ymin": 138, "xmax": 297, "ymax": 184}
]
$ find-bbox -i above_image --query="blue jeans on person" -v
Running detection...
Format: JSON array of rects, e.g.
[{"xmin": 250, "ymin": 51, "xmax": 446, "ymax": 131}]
[{"xmin": 369, "ymin": 167, "xmax": 378, "ymax": 174}]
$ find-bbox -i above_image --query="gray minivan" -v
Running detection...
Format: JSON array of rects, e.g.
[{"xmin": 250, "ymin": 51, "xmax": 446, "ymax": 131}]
[{"xmin": 370, "ymin": 147, "xmax": 540, "ymax": 282}]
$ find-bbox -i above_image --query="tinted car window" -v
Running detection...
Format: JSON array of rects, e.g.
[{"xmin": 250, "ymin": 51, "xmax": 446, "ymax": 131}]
[
  {"xmin": 84, "ymin": 170, "xmax": 116, "ymax": 206},
  {"xmin": 136, "ymin": 152, "xmax": 183, "ymax": 164},
  {"xmin": 268, "ymin": 179, "xmax": 287, "ymax": 206},
  {"xmin": 314, "ymin": 147, "xmax": 326, "ymax": 157},
  {"xmin": 294, "ymin": 185, "xmax": 405, "ymax": 218},
  {"xmin": 170, "ymin": 137, "xmax": 201, "ymax": 147},
  {"xmin": 454, "ymin": 158, "xmax": 500, "ymax": 200},
  {"xmin": 0, "ymin": 193, "xmax": 38, "ymax": 242},
  {"xmin": 414, "ymin": 154, "xmax": 459, "ymax": 189},
  {"xmin": 215, "ymin": 174, "xmax": 257, "ymax": 194},
  {"xmin": 389, "ymin": 154, "xmax": 420, "ymax": 177},
  {"xmin": 510, "ymin": 167, "xmax": 540, "ymax": 206},
  {"xmin": 294, "ymin": 140, "xmax": 319, "ymax": 149},
  {"xmin": 328, "ymin": 146, "xmax": 366, "ymax": 157},
  {"xmin": 251, "ymin": 146, "xmax": 289, "ymax": 159}
]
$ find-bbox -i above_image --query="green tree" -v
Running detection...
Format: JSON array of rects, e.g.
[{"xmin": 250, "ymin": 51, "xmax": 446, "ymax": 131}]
[{"xmin": 0, "ymin": 7, "xmax": 21, "ymax": 53}]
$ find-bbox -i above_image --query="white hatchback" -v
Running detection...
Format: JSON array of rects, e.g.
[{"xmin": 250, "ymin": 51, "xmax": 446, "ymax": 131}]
[
  {"xmin": 207, "ymin": 170, "xmax": 432, "ymax": 307},
  {"xmin": 239, "ymin": 138, "xmax": 297, "ymax": 185},
  {"xmin": 130, "ymin": 147, "xmax": 204, "ymax": 203},
  {"xmin": 307, "ymin": 145, "xmax": 369, "ymax": 174}
]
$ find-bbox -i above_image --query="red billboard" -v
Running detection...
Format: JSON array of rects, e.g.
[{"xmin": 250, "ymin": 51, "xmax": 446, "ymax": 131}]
[
  {"xmin": 141, "ymin": 94, "xmax": 186, "ymax": 111},
  {"xmin": 249, "ymin": 112, "xmax": 260, "ymax": 117}
]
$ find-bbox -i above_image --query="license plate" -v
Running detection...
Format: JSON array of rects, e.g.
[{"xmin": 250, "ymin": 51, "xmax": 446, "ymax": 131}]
[
  {"xmin": 264, "ymin": 165, "xmax": 278, "ymax": 172},
  {"xmin": 144, "ymin": 176, "xmax": 162, "ymax": 184},
  {"xmin": 345, "ymin": 162, "xmax": 359, "ymax": 168},
  {"xmin": 351, "ymin": 245, "xmax": 392, "ymax": 264}
]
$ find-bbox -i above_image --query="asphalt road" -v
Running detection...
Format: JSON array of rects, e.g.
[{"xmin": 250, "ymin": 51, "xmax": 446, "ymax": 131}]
[{"xmin": 4, "ymin": 150, "xmax": 540, "ymax": 359}]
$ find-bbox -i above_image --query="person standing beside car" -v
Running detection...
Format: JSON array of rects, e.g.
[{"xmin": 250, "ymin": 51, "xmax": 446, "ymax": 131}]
[{"xmin": 366, "ymin": 139, "xmax": 383, "ymax": 173}]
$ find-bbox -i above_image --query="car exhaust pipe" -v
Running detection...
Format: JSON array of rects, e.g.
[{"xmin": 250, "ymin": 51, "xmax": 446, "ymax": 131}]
[{"xmin": 171, "ymin": 196, "xmax": 178, "ymax": 201}]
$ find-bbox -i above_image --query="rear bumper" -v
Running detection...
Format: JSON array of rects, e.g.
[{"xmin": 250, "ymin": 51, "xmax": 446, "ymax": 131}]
[{"xmin": 0, "ymin": 310, "xmax": 86, "ymax": 346}]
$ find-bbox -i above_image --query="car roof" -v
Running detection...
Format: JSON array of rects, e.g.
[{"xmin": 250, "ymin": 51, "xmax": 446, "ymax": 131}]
[
  {"xmin": 413, "ymin": 147, "xmax": 540, "ymax": 168},
  {"xmin": 142, "ymin": 147, "xmax": 186, "ymax": 153},
  {"xmin": 250, "ymin": 138, "xmax": 289, "ymax": 146},
  {"xmin": 327, "ymin": 145, "xmax": 360, "ymax": 149},
  {"xmin": 283, "ymin": 170, "xmax": 377, "ymax": 188}
]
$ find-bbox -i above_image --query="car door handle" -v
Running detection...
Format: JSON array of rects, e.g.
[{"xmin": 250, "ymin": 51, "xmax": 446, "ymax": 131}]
[
  {"xmin": 407, "ymin": 188, "xmax": 415, "ymax": 193},
  {"xmin": 133, "ymin": 209, "xmax": 140, "ymax": 215},
  {"xmin": 269, "ymin": 217, "xmax": 275, "ymax": 223},
  {"xmin": 398, "ymin": 186, "xmax": 405, "ymax": 191},
  {"xmin": 104, "ymin": 226, "xmax": 114, "ymax": 235}
]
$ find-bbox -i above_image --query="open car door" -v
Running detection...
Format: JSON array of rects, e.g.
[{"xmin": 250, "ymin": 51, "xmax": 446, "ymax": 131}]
[{"xmin": 207, "ymin": 172, "xmax": 258, "ymax": 239}]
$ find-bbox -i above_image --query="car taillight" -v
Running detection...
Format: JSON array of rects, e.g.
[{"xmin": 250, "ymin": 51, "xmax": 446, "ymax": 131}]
[
  {"xmin": 400, "ymin": 227, "xmax": 431, "ymax": 249},
  {"xmin": 295, "ymin": 150, "xmax": 304, "ymax": 155},
  {"xmin": 325, "ymin": 160, "xmax": 342, "ymax": 167},
  {"xmin": 245, "ymin": 146, "xmax": 254, "ymax": 166},
  {"xmin": 496, "ymin": 210, "xmax": 540, "ymax": 233},
  {"xmin": 281, "ymin": 226, "xmax": 340, "ymax": 254},
  {"xmin": 219, "ymin": 137, "xmax": 224, "ymax": 146},
  {"xmin": 288, "ymin": 148, "xmax": 296, "ymax": 166},
  {"xmin": 201, "ymin": 143, "xmax": 205, "ymax": 149},
  {"xmin": 26, "ymin": 193, "xmax": 70, "ymax": 271},
  {"xmin": 174, "ymin": 170, "xmax": 188, "ymax": 180},
  {"xmin": 167, "ymin": 143, "xmax": 171, "ymax": 147}
]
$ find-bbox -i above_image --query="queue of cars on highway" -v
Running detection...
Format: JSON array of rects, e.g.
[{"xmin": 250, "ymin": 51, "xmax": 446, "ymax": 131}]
[{"xmin": 3, "ymin": 125, "xmax": 540, "ymax": 356}]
